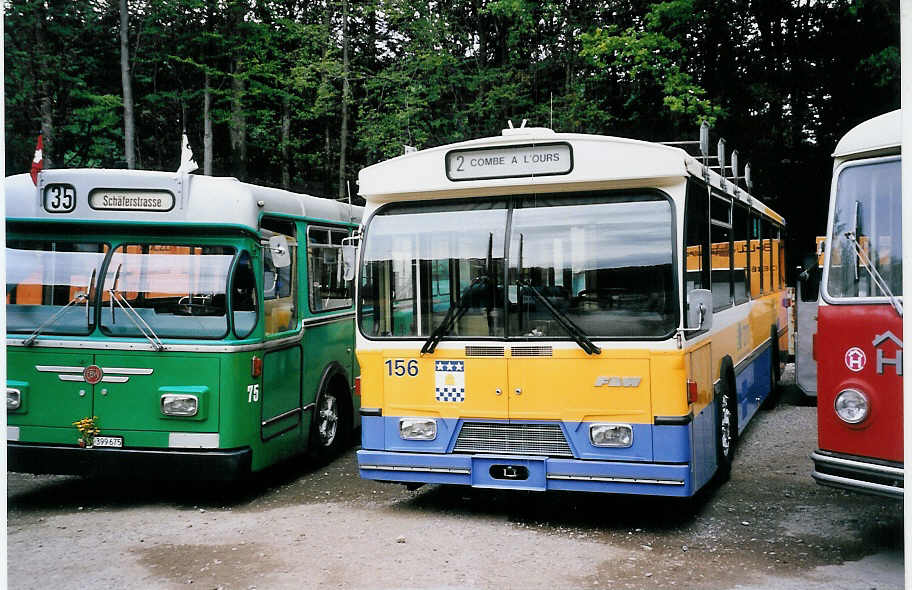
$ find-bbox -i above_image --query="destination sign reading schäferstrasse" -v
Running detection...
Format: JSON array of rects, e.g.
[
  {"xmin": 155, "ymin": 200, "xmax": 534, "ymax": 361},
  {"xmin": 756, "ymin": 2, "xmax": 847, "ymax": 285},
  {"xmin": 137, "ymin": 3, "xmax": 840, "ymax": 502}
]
[{"xmin": 89, "ymin": 189, "xmax": 174, "ymax": 212}]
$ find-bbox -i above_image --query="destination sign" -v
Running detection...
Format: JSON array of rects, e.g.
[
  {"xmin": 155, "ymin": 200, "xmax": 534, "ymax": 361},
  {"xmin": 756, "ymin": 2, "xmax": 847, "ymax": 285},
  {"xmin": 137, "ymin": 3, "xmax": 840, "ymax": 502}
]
[
  {"xmin": 89, "ymin": 189, "xmax": 174, "ymax": 212},
  {"xmin": 446, "ymin": 142, "xmax": 573, "ymax": 181}
]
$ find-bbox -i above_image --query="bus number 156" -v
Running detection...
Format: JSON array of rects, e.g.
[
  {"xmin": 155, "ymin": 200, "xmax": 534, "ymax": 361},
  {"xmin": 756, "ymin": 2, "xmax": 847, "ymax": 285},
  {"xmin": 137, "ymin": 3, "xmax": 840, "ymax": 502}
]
[{"xmin": 385, "ymin": 359, "xmax": 418, "ymax": 377}]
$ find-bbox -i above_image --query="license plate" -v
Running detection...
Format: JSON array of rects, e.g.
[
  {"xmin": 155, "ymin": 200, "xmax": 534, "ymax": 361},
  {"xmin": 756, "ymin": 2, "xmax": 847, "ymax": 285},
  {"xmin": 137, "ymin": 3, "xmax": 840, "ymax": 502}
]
[{"xmin": 93, "ymin": 436, "xmax": 123, "ymax": 448}]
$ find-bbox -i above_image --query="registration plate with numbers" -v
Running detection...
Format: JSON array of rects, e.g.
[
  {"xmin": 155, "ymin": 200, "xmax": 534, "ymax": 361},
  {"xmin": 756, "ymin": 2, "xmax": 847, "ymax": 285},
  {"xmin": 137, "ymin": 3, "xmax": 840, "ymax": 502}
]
[{"xmin": 92, "ymin": 436, "xmax": 123, "ymax": 448}]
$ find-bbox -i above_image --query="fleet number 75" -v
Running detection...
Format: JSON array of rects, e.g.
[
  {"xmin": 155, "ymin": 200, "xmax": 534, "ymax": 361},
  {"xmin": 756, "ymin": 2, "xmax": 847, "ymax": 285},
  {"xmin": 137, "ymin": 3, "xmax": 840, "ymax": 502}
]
[{"xmin": 247, "ymin": 384, "xmax": 260, "ymax": 402}]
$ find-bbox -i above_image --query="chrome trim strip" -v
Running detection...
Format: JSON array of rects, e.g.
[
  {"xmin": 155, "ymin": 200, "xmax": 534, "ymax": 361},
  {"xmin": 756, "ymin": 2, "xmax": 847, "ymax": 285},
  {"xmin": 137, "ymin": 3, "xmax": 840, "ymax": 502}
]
[
  {"xmin": 8, "ymin": 426, "xmax": 20, "ymax": 442},
  {"xmin": 36, "ymin": 365, "xmax": 84, "ymax": 373},
  {"xmin": 734, "ymin": 337, "xmax": 772, "ymax": 375},
  {"xmin": 360, "ymin": 464, "xmax": 471, "ymax": 475},
  {"xmin": 101, "ymin": 367, "xmax": 153, "ymax": 375},
  {"xmin": 10, "ymin": 336, "xmax": 291, "ymax": 353},
  {"xmin": 261, "ymin": 407, "xmax": 303, "ymax": 428},
  {"xmin": 302, "ymin": 312, "xmax": 355, "ymax": 327},
  {"xmin": 811, "ymin": 450, "xmax": 904, "ymax": 478},
  {"xmin": 100, "ymin": 376, "xmax": 130, "ymax": 383},
  {"xmin": 59, "ymin": 375, "xmax": 86, "ymax": 382},
  {"xmin": 812, "ymin": 471, "xmax": 903, "ymax": 499},
  {"xmin": 547, "ymin": 474, "xmax": 684, "ymax": 486}
]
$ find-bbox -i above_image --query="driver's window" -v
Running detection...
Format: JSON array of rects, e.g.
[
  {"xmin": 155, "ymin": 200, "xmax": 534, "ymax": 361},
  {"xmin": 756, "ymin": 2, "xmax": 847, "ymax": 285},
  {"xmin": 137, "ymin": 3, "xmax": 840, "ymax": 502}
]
[
  {"xmin": 232, "ymin": 251, "xmax": 258, "ymax": 338},
  {"xmin": 261, "ymin": 218, "xmax": 297, "ymax": 336}
]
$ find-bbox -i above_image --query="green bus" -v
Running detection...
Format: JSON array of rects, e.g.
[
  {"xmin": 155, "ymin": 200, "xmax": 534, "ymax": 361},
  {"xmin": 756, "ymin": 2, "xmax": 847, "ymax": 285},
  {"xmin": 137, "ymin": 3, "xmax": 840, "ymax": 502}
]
[{"xmin": 6, "ymin": 169, "xmax": 362, "ymax": 480}]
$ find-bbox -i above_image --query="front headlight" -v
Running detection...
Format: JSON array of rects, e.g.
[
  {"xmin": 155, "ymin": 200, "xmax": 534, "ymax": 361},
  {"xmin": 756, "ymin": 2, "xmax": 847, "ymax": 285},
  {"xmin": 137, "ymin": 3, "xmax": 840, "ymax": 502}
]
[
  {"xmin": 7, "ymin": 388, "xmax": 21, "ymax": 411},
  {"xmin": 399, "ymin": 417, "xmax": 437, "ymax": 441},
  {"xmin": 161, "ymin": 394, "xmax": 199, "ymax": 417},
  {"xmin": 589, "ymin": 423, "xmax": 633, "ymax": 447},
  {"xmin": 834, "ymin": 389, "xmax": 869, "ymax": 424}
]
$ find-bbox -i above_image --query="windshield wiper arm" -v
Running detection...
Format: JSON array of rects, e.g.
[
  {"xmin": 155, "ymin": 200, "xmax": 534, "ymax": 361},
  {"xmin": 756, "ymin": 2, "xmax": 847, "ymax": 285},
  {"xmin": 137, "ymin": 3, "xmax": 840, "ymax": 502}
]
[
  {"xmin": 108, "ymin": 284, "xmax": 167, "ymax": 351},
  {"xmin": 421, "ymin": 276, "xmax": 488, "ymax": 355},
  {"xmin": 845, "ymin": 231, "xmax": 903, "ymax": 317},
  {"xmin": 23, "ymin": 291, "xmax": 90, "ymax": 346},
  {"xmin": 518, "ymin": 280, "xmax": 601, "ymax": 355}
]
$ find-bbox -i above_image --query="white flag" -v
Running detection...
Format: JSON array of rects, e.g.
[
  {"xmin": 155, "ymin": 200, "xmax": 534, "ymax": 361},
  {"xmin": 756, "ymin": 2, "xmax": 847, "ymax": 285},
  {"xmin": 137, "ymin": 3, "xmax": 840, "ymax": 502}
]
[{"xmin": 177, "ymin": 133, "xmax": 199, "ymax": 175}]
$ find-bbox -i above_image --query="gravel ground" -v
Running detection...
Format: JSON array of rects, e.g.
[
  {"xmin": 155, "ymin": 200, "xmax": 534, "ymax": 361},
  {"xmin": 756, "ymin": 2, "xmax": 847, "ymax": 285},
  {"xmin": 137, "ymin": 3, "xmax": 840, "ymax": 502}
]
[{"xmin": 7, "ymin": 367, "xmax": 904, "ymax": 589}]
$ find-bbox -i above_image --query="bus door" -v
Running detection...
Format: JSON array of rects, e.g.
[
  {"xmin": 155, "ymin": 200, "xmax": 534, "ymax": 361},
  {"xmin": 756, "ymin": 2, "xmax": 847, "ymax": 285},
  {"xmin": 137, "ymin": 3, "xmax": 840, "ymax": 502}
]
[
  {"xmin": 795, "ymin": 248, "xmax": 822, "ymax": 398},
  {"xmin": 260, "ymin": 219, "xmax": 304, "ymax": 440}
]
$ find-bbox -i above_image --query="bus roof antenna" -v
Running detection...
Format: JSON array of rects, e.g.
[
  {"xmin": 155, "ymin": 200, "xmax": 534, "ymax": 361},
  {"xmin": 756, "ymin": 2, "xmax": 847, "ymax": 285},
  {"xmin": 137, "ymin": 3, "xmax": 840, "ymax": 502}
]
[
  {"xmin": 520, "ymin": 119, "xmax": 528, "ymax": 128},
  {"xmin": 507, "ymin": 120, "xmax": 514, "ymax": 129}
]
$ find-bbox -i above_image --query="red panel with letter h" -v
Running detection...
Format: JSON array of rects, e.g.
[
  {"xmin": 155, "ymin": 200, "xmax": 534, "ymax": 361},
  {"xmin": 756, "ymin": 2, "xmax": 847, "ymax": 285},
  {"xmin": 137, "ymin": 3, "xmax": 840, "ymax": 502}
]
[{"xmin": 816, "ymin": 304, "xmax": 903, "ymax": 462}]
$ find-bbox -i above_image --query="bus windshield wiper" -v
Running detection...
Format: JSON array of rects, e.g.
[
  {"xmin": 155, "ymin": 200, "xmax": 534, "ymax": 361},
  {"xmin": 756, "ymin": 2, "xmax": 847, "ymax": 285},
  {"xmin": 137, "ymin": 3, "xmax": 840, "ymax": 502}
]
[
  {"xmin": 421, "ymin": 275, "xmax": 488, "ymax": 355},
  {"xmin": 107, "ymin": 264, "xmax": 166, "ymax": 351},
  {"xmin": 23, "ymin": 270, "xmax": 96, "ymax": 346},
  {"xmin": 845, "ymin": 231, "xmax": 903, "ymax": 317},
  {"xmin": 23, "ymin": 291, "xmax": 90, "ymax": 346},
  {"xmin": 518, "ymin": 279, "xmax": 601, "ymax": 355}
]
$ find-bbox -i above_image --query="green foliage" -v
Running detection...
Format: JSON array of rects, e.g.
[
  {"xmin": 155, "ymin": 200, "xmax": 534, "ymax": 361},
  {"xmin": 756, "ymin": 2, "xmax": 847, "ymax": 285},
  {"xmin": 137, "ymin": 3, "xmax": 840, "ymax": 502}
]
[{"xmin": 2, "ymin": 0, "xmax": 900, "ymax": 250}]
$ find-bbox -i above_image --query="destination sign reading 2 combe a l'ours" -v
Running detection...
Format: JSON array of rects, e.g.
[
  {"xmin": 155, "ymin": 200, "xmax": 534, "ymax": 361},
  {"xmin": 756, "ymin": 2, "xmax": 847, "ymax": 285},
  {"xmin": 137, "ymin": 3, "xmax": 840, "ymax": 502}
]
[
  {"xmin": 446, "ymin": 142, "xmax": 573, "ymax": 181},
  {"xmin": 88, "ymin": 189, "xmax": 175, "ymax": 212}
]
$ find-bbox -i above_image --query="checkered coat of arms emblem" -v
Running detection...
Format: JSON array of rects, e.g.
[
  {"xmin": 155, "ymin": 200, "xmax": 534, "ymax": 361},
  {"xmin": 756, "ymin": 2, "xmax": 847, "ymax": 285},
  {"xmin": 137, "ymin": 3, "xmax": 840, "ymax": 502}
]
[{"xmin": 434, "ymin": 360, "xmax": 465, "ymax": 402}]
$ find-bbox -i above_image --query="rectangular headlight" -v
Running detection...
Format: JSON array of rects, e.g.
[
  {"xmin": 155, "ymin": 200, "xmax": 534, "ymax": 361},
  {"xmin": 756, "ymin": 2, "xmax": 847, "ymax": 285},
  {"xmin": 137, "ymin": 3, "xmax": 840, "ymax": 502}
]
[
  {"xmin": 399, "ymin": 417, "xmax": 437, "ymax": 441},
  {"xmin": 589, "ymin": 423, "xmax": 633, "ymax": 448},
  {"xmin": 7, "ymin": 388, "xmax": 21, "ymax": 411},
  {"xmin": 161, "ymin": 394, "xmax": 199, "ymax": 417}
]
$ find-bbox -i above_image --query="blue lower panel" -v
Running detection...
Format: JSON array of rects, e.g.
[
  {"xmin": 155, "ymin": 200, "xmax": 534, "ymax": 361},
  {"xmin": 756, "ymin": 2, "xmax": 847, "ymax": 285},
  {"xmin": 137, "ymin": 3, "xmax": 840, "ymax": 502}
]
[{"xmin": 357, "ymin": 450, "xmax": 694, "ymax": 496}]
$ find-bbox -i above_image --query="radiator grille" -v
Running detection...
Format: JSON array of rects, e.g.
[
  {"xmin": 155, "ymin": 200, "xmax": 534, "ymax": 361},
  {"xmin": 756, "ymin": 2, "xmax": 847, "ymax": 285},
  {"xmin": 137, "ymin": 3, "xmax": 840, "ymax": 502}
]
[
  {"xmin": 510, "ymin": 346, "xmax": 553, "ymax": 357},
  {"xmin": 453, "ymin": 422, "xmax": 573, "ymax": 457},
  {"xmin": 464, "ymin": 346, "xmax": 505, "ymax": 357}
]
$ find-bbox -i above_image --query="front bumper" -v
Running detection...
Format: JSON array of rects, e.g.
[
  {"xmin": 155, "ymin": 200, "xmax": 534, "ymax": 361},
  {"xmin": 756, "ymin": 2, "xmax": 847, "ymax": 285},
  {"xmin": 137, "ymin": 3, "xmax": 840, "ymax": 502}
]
[
  {"xmin": 8, "ymin": 442, "xmax": 252, "ymax": 481},
  {"xmin": 357, "ymin": 449, "xmax": 693, "ymax": 496},
  {"xmin": 811, "ymin": 449, "xmax": 903, "ymax": 499}
]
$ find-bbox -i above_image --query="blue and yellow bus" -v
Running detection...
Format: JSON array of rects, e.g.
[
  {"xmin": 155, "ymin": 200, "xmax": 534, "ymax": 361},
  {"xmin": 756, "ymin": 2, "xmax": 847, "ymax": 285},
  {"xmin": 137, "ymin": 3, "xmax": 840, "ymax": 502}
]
[
  {"xmin": 6, "ymin": 169, "xmax": 361, "ymax": 479},
  {"xmin": 353, "ymin": 125, "xmax": 787, "ymax": 496}
]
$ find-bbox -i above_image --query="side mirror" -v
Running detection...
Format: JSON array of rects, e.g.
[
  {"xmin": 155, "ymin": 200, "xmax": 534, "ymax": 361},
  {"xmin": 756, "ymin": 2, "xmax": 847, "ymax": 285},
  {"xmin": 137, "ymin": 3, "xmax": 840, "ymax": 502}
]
[
  {"xmin": 268, "ymin": 235, "xmax": 291, "ymax": 268},
  {"xmin": 686, "ymin": 288, "xmax": 713, "ymax": 331},
  {"xmin": 341, "ymin": 244, "xmax": 356, "ymax": 281}
]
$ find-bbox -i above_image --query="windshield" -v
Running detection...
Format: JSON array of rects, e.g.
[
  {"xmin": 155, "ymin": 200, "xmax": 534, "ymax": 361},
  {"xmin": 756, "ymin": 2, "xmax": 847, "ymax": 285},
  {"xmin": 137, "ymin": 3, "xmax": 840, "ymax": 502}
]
[
  {"xmin": 358, "ymin": 191, "xmax": 677, "ymax": 340},
  {"xmin": 7, "ymin": 241, "xmax": 108, "ymax": 335},
  {"xmin": 825, "ymin": 158, "xmax": 902, "ymax": 299},
  {"xmin": 100, "ymin": 244, "xmax": 235, "ymax": 339},
  {"xmin": 360, "ymin": 199, "xmax": 507, "ymax": 338}
]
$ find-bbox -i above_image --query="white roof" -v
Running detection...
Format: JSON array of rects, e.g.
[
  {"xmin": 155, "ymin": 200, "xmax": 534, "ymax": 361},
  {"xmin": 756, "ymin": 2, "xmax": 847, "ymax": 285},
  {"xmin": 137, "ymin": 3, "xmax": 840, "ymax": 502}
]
[
  {"xmin": 358, "ymin": 126, "xmax": 784, "ymax": 224},
  {"xmin": 5, "ymin": 169, "xmax": 362, "ymax": 231},
  {"xmin": 832, "ymin": 109, "xmax": 901, "ymax": 159}
]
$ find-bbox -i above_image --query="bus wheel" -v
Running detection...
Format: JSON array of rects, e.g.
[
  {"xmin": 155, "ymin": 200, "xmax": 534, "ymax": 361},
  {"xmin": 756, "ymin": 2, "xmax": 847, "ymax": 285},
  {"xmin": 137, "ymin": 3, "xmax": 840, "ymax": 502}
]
[
  {"xmin": 309, "ymin": 388, "xmax": 346, "ymax": 462},
  {"xmin": 715, "ymin": 366, "xmax": 738, "ymax": 482},
  {"xmin": 762, "ymin": 327, "xmax": 780, "ymax": 410}
]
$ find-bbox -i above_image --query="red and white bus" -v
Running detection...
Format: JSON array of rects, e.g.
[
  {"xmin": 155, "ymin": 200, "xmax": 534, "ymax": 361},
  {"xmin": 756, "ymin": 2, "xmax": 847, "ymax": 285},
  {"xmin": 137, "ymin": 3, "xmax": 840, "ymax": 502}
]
[{"xmin": 808, "ymin": 109, "xmax": 902, "ymax": 498}]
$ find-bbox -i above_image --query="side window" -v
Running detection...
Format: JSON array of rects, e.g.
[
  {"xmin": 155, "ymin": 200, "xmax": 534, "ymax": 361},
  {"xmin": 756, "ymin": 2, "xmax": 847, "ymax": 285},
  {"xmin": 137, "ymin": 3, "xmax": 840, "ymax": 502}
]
[
  {"xmin": 762, "ymin": 218, "xmax": 774, "ymax": 293},
  {"xmin": 684, "ymin": 179, "xmax": 710, "ymax": 297},
  {"xmin": 261, "ymin": 218, "xmax": 297, "ymax": 335},
  {"xmin": 308, "ymin": 226, "xmax": 353, "ymax": 313},
  {"xmin": 732, "ymin": 204, "xmax": 750, "ymax": 303},
  {"xmin": 710, "ymin": 195, "xmax": 733, "ymax": 311},
  {"xmin": 232, "ymin": 250, "xmax": 258, "ymax": 339},
  {"xmin": 750, "ymin": 214, "xmax": 764, "ymax": 297}
]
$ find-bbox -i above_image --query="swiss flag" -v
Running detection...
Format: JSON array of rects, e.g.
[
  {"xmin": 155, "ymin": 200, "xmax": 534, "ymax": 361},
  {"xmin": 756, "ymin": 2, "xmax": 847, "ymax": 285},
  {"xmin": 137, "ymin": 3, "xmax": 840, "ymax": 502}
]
[{"xmin": 30, "ymin": 133, "xmax": 44, "ymax": 186}]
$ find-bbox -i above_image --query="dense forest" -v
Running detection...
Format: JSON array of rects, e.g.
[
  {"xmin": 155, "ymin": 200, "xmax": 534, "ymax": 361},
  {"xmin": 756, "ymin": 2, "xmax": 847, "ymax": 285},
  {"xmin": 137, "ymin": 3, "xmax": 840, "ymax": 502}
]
[{"xmin": 4, "ymin": 0, "xmax": 900, "ymax": 258}]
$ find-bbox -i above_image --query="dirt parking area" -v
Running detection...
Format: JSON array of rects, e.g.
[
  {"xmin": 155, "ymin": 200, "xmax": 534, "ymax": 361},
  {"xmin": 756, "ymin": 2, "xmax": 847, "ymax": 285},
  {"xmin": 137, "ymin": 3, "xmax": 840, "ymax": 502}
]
[{"xmin": 7, "ymin": 376, "xmax": 903, "ymax": 589}]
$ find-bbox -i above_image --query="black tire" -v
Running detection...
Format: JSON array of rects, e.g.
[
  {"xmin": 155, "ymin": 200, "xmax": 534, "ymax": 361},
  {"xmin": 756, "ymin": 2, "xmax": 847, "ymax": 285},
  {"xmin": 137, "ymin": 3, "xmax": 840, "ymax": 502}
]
[
  {"xmin": 762, "ymin": 326, "xmax": 781, "ymax": 410},
  {"xmin": 714, "ymin": 362, "xmax": 738, "ymax": 482},
  {"xmin": 308, "ymin": 386, "xmax": 349, "ymax": 463}
]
